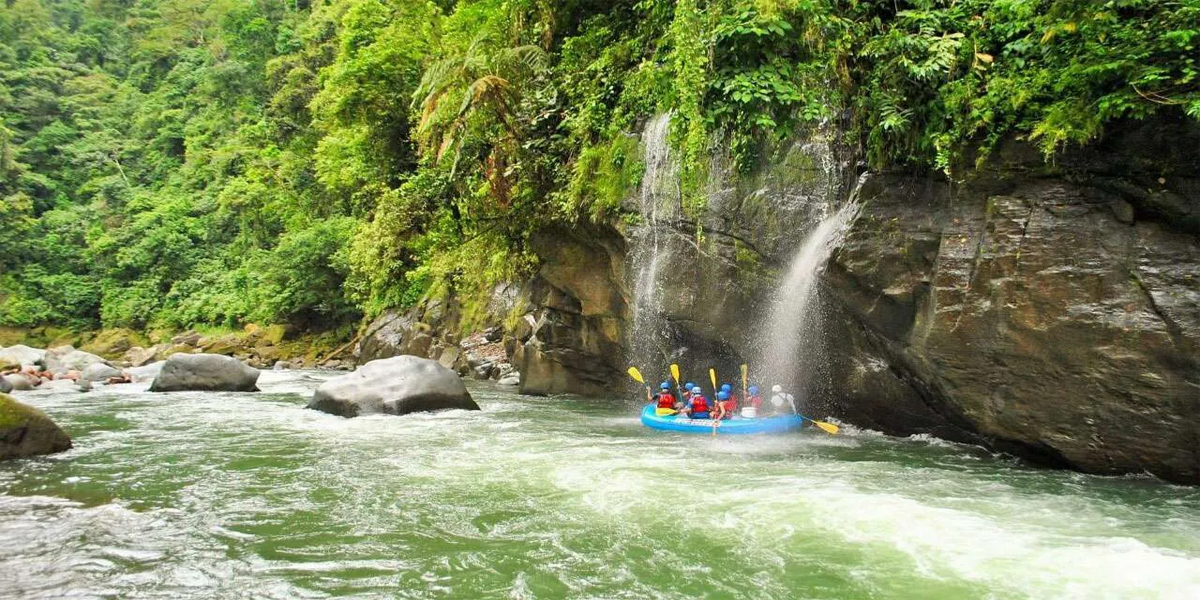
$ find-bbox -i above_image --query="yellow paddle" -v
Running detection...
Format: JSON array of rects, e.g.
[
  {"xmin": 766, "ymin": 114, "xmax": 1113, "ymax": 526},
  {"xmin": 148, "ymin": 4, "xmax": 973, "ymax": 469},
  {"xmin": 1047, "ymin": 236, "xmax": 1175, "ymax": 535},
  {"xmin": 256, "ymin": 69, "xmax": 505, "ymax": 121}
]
[
  {"xmin": 670, "ymin": 363, "xmax": 682, "ymax": 405},
  {"xmin": 708, "ymin": 368, "xmax": 719, "ymax": 436},
  {"xmin": 627, "ymin": 366, "xmax": 645, "ymax": 384},
  {"xmin": 805, "ymin": 417, "xmax": 840, "ymax": 435},
  {"xmin": 627, "ymin": 366, "xmax": 652, "ymax": 404}
]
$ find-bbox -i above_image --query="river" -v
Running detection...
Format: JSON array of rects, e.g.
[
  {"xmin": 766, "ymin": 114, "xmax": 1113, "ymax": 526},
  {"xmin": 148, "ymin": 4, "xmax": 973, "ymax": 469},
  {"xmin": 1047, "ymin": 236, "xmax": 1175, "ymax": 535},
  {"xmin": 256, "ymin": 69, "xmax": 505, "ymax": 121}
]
[{"xmin": 2, "ymin": 370, "xmax": 1198, "ymax": 599}]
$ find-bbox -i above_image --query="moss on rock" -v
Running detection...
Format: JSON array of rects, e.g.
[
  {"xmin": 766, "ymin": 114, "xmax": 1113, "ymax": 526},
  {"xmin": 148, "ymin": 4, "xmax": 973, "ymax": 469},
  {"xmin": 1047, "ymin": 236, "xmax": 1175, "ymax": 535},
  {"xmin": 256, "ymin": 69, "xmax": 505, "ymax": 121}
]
[
  {"xmin": 81, "ymin": 328, "xmax": 151, "ymax": 359},
  {"xmin": 0, "ymin": 393, "xmax": 72, "ymax": 460}
]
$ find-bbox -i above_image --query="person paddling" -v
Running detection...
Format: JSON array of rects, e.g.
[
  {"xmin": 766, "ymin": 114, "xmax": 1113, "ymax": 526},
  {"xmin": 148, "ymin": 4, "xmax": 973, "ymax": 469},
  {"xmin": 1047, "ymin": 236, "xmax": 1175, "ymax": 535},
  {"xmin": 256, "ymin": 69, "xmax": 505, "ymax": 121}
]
[
  {"xmin": 769, "ymin": 384, "xmax": 797, "ymax": 415},
  {"xmin": 654, "ymin": 382, "xmax": 678, "ymax": 416},
  {"xmin": 681, "ymin": 382, "xmax": 695, "ymax": 409},
  {"xmin": 719, "ymin": 383, "xmax": 738, "ymax": 417},
  {"xmin": 713, "ymin": 390, "xmax": 736, "ymax": 420},
  {"xmin": 684, "ymin": 386, "xmax": 710, "ymax": 419},
  {"xmin": 742, "ymin": 386, "xmax": 763, "ymax": 418}
]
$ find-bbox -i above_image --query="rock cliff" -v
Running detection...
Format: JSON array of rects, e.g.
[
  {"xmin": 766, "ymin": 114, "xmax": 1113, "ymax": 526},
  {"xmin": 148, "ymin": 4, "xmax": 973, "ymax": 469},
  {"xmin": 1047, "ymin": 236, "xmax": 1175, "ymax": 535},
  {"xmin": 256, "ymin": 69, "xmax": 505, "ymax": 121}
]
[
  {"xmin": 358, "ymin": 115, "xmax": 1199, "ymax": 483},
  {"xmin": 824, "ymin": 118, "xmax": 1199, "ymax": 483}
]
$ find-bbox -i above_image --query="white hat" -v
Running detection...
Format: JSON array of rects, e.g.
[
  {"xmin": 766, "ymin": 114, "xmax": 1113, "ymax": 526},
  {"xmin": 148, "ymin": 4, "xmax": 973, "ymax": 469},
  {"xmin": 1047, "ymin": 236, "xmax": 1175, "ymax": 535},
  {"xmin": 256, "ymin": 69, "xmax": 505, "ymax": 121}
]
[{"xmin": 771, "ymin": 384, "xmax": 783, "ymax": 393}]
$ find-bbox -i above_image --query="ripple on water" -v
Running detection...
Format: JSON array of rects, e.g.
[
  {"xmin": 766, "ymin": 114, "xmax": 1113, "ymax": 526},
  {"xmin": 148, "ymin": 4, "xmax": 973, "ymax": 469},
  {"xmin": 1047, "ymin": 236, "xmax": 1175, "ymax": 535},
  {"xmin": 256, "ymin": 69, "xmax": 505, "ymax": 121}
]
[{"xmin": 2, "ymin": 375, "xmax": 1199, "ymax": 599}]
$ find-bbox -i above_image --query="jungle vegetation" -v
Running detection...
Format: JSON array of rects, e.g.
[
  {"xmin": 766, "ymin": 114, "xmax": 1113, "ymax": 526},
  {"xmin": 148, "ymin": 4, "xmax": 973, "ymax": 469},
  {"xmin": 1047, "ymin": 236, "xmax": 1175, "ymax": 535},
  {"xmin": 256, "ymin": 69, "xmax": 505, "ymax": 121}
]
[{"xmin": 2, "ymin": 0, "xmax": 1196, "ymax": 333}]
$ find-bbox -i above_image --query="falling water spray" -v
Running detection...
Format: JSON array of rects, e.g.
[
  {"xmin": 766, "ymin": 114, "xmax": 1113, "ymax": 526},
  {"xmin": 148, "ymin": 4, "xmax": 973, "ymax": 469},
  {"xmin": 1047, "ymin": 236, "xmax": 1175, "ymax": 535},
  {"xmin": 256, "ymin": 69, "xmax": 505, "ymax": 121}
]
[
  {"xmin": 757, "ymin": 185, "xmax": 863, "ymax": 408},
  {"xmin": 629, "ymin": 114, "xmax": 679, "ymax": 378}
]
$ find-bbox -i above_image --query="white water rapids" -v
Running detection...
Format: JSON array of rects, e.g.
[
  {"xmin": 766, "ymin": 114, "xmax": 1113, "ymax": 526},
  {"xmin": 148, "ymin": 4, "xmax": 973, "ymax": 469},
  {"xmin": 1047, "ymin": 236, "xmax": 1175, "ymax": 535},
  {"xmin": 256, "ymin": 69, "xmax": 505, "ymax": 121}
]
[{"xmin": 2, "ymin": 375, "xmax": 1199, "ymax": 599}]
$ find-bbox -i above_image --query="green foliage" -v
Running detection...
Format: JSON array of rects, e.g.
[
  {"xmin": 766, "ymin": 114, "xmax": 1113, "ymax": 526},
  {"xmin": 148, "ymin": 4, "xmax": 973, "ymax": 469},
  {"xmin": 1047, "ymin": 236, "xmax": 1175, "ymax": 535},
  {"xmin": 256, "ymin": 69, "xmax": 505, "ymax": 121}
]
[
  {"xmin": 668, "ymin": 0, "xmax": 711, "ymax": 219},
  {"xmin": 2, "ymin": 0, "xmax": 1196, "ymax": 336},
  {"xmin": 561, "ymin": 134, "xmax": 642, "ymax": 223}
]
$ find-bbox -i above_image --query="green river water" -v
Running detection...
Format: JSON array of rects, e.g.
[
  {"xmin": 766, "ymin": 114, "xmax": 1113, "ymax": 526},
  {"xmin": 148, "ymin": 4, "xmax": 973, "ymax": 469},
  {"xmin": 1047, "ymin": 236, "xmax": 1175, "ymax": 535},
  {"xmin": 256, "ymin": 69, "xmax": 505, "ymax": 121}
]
[{"xmin": 2, "ymin": 370, "xmax": 1198, "ymax": 599}]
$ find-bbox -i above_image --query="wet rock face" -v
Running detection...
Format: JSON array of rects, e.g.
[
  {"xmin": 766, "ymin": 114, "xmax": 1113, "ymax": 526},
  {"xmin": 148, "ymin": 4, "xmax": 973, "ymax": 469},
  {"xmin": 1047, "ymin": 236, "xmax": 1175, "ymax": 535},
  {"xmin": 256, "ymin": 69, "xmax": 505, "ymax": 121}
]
[
  {"xmin": 515, "ymin": 227, "xmax": 627, "ymax": 396},
  {"xmin": 354, "ymin": 225, "xmax": 627, "ymax": 397},
  {"xmin": 621, "ymin": 131, "xmax": 851, "ymax": 378},
  {"xmin": 824, "ymin": 132, "xmax": 1200, "ymax": 483},
  {"xmin": 0, "ymin": 393, "xmax": 72, "ymax": 460}
]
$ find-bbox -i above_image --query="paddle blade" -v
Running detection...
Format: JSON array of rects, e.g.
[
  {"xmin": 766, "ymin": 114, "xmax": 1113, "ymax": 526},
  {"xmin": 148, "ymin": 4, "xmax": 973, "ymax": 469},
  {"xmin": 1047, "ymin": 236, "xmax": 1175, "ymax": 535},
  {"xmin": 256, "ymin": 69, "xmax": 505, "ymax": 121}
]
[
  {"xmin": 740, "ymin": 364, "xmax": 748, "ymax": 387},
  {"xmin": 708, "ymin": 368, "xmax": 717, "ymax": 393},
  {"xmin": 814, "ymin": 420, "xmax": 840, "ymax": 435},
  {"xmin": 627, "ymin": 366, "xmax": 645, "ymax": 384},
  {"xmin": 670, "ymin": 363, "xmax": 681, "ymax": 385}
]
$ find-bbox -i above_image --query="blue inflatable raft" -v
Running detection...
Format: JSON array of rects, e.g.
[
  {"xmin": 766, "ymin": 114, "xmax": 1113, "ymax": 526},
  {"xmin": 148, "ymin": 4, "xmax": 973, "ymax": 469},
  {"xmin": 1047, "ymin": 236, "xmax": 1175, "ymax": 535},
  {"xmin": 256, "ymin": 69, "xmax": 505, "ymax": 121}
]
[{"xmin": 640, "ymin": 404, "xmax": 806, "ymax": 434}]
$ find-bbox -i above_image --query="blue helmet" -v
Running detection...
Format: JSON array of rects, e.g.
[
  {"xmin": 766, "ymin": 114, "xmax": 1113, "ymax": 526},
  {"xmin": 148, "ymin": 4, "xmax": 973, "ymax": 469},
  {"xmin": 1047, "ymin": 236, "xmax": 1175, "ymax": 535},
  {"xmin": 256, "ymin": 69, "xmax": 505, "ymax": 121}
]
[
  {"xmin": 660, "ymin": 382, "xmax": 671, "ymax": 390},
  {"xmin": 691, "ymin": 386, "xmax": 703, "ymax": 394},
  {"xmin": 748, "ymin": 386, "xmax": 759, "ymax": 395},
  {"xmin": 684, "ymin": 382, "xmax": 695, "ymax": 391},
  {"xmin": 720, "ymin": 384, "xmax": 732, "ymax": 392},
  {"xmin": 717, "ymin": 391, "xmax": 730, "ymax": 400}
]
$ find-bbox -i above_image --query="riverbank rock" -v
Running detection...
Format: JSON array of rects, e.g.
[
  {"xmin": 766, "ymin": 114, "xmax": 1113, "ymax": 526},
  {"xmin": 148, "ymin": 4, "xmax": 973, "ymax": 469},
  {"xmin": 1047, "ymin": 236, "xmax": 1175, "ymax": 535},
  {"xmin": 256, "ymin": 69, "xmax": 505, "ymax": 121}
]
[
  {"xmin": 307, "ymin": 355, "xmax": 479, "ymax": 418},
  {"xmin": 80, "ymin": 328, "xmax": 148, "ymax": 359},
  {"xmin": 149, "ymin": 354, "xmax": 261, "ymax": 392},
  {"xmin": 3, "ymin": 374, "xmax": 35, "ymax": 391},
  {"xmin": 122, "ymin": 346, "xmax": 158, "ymax": 367},
  {"xmin": 0, "ymin": 393, "xmax": 72, "ymax": 460},
  {"xmin": 0, "ymin": 345, "xmax": 46, "ymax": 370},
  {"xmin": 43, "ymin": 346, "xmax": 109, "ymax": 374},
  {"xmin": 127, "ymin": 361, "xmax": 165, "ymax": 383},
  {"xmin": 81, "ymin": 363, "xmax": 123, "ymax": 382}
]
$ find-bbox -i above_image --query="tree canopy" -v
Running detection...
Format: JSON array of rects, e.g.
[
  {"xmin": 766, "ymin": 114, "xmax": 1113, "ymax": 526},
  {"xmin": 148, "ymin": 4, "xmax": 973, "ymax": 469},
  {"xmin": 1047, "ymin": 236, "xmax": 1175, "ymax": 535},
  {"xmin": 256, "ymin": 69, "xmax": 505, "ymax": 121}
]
[{"xmin": 2, "ymin": 0, "xmax": 1196, "ymax": 332}]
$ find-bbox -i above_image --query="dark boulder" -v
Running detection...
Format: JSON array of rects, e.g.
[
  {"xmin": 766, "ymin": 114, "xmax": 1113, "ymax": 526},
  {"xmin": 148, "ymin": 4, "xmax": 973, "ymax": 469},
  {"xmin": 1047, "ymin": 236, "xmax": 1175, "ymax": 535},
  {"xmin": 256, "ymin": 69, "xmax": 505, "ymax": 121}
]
[
  {"xmin": 0, "ymin": 393, "xmax": 72, "ymax": 460},
  {"xmin": 307, "ymin": 355, "xmax": 479, "ymax": 418},
  {"xmin": 149, "ymin": 353, "xmax": 260, "ymax": 392}
]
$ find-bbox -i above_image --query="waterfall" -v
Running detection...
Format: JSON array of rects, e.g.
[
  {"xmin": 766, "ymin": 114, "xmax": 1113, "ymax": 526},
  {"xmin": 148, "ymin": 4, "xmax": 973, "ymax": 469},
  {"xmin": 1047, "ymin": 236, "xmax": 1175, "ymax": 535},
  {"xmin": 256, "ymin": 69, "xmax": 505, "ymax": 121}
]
[
  {"xmin": 757, "ymin": 187, "xmax": 862, "ymax": 406},
  {"xmin": 628, "ymin": 114, "xmax": 678, "ymax": 377}
]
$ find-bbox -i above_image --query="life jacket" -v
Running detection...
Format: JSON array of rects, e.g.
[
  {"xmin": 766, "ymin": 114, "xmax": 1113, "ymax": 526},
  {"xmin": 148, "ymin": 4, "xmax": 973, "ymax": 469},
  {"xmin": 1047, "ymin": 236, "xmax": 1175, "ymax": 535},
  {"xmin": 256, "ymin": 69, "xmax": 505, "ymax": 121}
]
[
  {"xmin": 748, "ymin": 395, "xmax": 763, "ymax": 409},
  {"xmin": 690, "ymin": 395, "xmax": 709, "ymax": 414},
  {"xmin": 656, "ymin": 391, "xmax": 676, "ymax": 409},
  {"xmin": 721, "ymin": 394, "xmax": 738, "ymax": 412}
]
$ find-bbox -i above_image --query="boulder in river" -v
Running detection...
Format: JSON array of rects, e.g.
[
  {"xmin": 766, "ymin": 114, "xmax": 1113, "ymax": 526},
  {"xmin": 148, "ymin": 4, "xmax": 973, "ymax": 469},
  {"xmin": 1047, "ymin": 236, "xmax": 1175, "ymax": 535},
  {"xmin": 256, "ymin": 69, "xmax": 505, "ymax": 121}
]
[
  {"xmin": 3, "ymin": 374, "xmax": 35, "ymax": 391},
  {"xmin": 81, "ymin": 363, "xmax": 123, "ymax": 382},
  {"xmin": 127, "ymin": 361, "xmax": 165, "ymax": 383},
  {"xmin": 0, "ymin": 392, "xmax": 72, "ymax": 460},
  {"xmin": 0, "ymin": 377, "xmax": 10, "ymax": 394},
  {"xmin": 307, "ymin": 355, "xmax": 479, "ymax": 418},
  {"xmin": 149, "ymin": 354, "xmax": 260, "ymax": 392}
]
